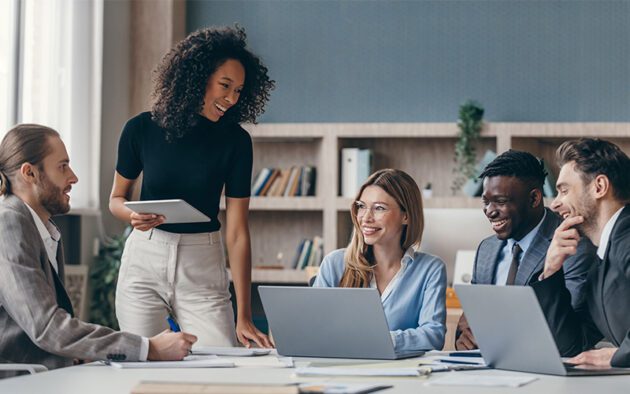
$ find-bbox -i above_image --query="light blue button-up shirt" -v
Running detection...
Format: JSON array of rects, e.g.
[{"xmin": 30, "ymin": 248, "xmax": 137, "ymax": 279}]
[{"xmin": 313, "ymin": 248, "xmax": 447, "ymax": 353}]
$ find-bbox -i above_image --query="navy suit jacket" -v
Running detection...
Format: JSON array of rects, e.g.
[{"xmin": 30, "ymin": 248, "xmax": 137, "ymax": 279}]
[{"xmin": 533, "ymin": 205, "xmax": 630, "ymax": 367}]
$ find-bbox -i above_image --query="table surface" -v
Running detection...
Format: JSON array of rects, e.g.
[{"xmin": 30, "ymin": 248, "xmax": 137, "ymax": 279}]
[{"xmin": 1, "ymin": 354, "xmax": 629, "ymax": 394}]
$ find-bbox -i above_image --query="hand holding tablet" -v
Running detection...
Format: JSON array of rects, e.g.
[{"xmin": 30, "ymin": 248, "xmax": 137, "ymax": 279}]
[{"xmin": 124, "ymin": 199, "xmax": 211, "ymax": 224}]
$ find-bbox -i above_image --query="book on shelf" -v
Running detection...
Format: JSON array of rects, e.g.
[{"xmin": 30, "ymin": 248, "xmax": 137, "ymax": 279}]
[
  {"xmin": 301, "ymin": 166, "xmax": 317, "ymax": 196},
  {"xmin": 269, "ymin": 168, "xmax": 290, "ymax": 196},
  {"xmin": 251, "ymin": 166, "xmax": 317, "ymax": 197},
  {"xmin": 251, "ymin": 167, "xmax": 273, "ymax": 196},
  {"xmin": 297, "ymin": 239, "xmax": 312, "ymax": 269},
  {"xmin": 291, "ymin": 236, "xmax": 324, "ymax": 270},
  {"xmin": 290, "ymin": 166, "xmax": 303, "ymax": 196},
  {"xmin": 341, "ymin": 148, "xmax": 372, "ymax": 198},
  {"xmin": 461, "ymin": 150, "xmax": 496, "ymax": 197},
  {"xmin": 290, "ymin": 239, "xmax": 306, "ymax": 269},
  {"xmin": 259, "ymin": 168, "xmax": 280, "ymax": 196},
  {"xmin": 306, "ymin": 236, "xmax": 323, "ymax": 268}
]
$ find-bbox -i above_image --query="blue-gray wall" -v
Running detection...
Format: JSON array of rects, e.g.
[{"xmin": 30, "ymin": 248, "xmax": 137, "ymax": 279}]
[{"xmin": 187, "ymin": 1, "xmax": 630, "ymax": 123}]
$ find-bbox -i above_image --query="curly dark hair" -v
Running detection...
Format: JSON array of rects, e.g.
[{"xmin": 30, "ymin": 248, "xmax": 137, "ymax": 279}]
[
  {"xmin": 151, "ymin": 25, "xmax": 275, "ymax": 140},
  {"xmin": 478, "ymin": 149, "xmax": 548, "ymax": 190}
]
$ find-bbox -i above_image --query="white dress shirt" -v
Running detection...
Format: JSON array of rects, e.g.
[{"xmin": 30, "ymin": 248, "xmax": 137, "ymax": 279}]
[
  {"xmin": 596, "ymin": 207, "xmax": 624, "ymax": 260},
  {"xmin": 25, "ymin": 203, "xmax": 61, "ymax": 273}
]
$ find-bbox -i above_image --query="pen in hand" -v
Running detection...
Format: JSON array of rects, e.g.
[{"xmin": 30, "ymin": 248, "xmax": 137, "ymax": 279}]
[
  {"xmin": 166, "ymin": 315, "xmax": 193, "ymax": 356},
  {"xmin": 166, "ymin": 315, "xmax": 181, "ymax": 332}
]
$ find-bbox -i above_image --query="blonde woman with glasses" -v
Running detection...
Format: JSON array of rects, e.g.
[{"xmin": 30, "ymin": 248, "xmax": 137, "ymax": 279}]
[{"xmin": 313, "ymin": 169, "xmax": 446, "ymax": 352}]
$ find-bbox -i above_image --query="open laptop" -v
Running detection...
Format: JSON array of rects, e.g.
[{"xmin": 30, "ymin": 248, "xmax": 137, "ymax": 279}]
[
  {"xmin": 258, "ymin": 286, "xmax": 425, "ymax": 359},
  {"xmin": 455, "ymin": 284, "xmax": 630, "ymax": 376}
]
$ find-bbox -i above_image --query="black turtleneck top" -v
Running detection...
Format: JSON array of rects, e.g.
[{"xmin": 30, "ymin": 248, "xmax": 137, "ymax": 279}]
[{"xmin": 116, "ymin": 111, "xmax": 253, "ymax": 233}]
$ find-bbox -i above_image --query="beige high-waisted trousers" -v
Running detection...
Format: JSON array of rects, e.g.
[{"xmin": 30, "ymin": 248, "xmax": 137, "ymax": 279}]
[{"xmin": 115, "ymin": 228, "xmax": 237, "ymax": 346}]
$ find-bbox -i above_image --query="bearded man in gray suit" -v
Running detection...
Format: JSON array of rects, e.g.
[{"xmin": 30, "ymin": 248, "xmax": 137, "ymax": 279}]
[
  {"xmin": 0, "ymin": 124, "xmax": 197, "ymax": 375},
  {"xmin": 455, "ymin": 150, "xmax": 594, "ymax": 350}
]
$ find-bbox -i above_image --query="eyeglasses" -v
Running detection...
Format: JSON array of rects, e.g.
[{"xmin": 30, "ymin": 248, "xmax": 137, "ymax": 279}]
[{"xmin": 353, "ymin": 201, "xmax": 393, "ymax": 219}]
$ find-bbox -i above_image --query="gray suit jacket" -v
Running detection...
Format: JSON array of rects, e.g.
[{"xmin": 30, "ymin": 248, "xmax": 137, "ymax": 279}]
[
  {"xmin": 472, "ymin": 208, "xmax": 594, "ymax": 307},
  {"xmin": 0, "ymin": 194, "xmax": 142, "ymax": 371}
]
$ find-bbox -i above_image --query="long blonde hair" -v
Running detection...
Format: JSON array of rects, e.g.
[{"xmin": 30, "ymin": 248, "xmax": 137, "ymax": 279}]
[{"xmin": 339, "ymin": 169, "xmax": 424, "ymax": 287}]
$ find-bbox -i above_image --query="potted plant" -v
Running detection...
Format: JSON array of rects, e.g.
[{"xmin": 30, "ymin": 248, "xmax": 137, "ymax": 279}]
[
  {"xmin": 451, "ymin": 100, "xmax": 485, "ymax": 194},
  {"xmin": 89, "ymin": 227, "xmax": 132, "ymax": 330}
]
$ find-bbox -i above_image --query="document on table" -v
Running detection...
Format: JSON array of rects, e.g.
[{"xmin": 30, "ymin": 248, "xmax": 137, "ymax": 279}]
[
  {"xmin": 295, "ymin": 366, "xmax": 424, "ymax": 377},
  {"xmin": 192, "ymin": 346, "xmax": 272, "ymax": 356},
  {"xmin": 104, "ymin": 355, "xmax": 234, "ymax": 369},
  {"xmin": 298, "ymin": 382, "xmax": 393, "ymax": 393},
  {"xmin": 231, "ymin": 356, "xmax": 294, "ymax": 368},
  {"xmin": 421, "ymin": 355, "xmax": 487, "ymax": 366},
  {"xmin": 425, "ymin": 374, "xmax": 538, "ymax": 387}
]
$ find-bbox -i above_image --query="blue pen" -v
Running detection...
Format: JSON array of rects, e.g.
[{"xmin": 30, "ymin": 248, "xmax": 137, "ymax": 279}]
[{"xmin": 166, "ymin": 316, "xmax": 180, "ymax": 332}]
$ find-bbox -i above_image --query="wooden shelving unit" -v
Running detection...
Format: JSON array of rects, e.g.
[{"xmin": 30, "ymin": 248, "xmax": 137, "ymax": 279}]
[
  {"xmin": 218, "ymin": 122, "xmax": 630, "ymax": 282},
  {"xmin": 227, "ymin": 268, "xmax": 314, "ymax": 285}
]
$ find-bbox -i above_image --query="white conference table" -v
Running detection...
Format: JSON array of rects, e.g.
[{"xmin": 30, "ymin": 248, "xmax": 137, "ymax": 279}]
[{"xmin": 1, "ymin": 355, "xmax": 629, "ymax": 394}]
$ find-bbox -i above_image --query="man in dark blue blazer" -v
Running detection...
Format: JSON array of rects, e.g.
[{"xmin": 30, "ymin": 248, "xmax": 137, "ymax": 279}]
[
  {"xmin": 455, "ymin": 150, "xmax": 594, "ymax": 350},
  {"xmin": 534, "ymin": 138, "xmax": 630, "ymax": 368}
]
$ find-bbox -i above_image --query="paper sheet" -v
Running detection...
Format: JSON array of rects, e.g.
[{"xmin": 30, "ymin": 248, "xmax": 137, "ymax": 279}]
[
  {"xmin": 295, "ymin": 366, "xmax": 422, "ymax": 377},
  {"xmin": 298, "ymin": 382, "xmax": 392, "ymax": 394},
  {"xmin": 106, "ymin": 355, "xmax": 234, "ymax": 369},
  {"xmin": 192, "ymin": 346, "xmax": 272, "ymax": 357},
  {"xmin": 425, "ymin": 374, "xmax": 537, "ymax": 387},
  {"xmin": 230, "ymin": 356, "xmax": 294, "ymax": 368}
]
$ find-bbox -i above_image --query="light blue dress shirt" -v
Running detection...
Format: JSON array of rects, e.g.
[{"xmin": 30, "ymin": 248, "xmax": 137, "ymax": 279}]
[
  {"xmin": 494, "ymin": 210, "xmax": 546, "ymax": 285},
  {"xmin": 313, "ymin": 248, "xmax": 447, "ymax": 353}
]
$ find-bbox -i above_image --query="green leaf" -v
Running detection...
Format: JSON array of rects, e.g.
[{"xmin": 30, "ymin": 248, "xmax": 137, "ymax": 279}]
[{"xmin": 88, "ymin": 226, "xmax": 130, "ymax": 330}]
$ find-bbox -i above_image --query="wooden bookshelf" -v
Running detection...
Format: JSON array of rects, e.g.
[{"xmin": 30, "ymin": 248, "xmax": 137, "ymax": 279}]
[
  {"xmin": 227, "ymin": 268, "xmax": 314, "ymax": 284},
  {"xmin": 217, "ymin": 122, "xmax": 630, "ymax": 283}
]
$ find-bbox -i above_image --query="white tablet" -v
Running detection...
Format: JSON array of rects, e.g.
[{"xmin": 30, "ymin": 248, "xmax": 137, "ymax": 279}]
[{"xmin": 124, "ymin": 199, "xmax": 211, "ymax": 224}]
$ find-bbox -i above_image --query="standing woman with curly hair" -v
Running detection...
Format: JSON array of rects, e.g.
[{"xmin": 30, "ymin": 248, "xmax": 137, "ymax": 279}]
[{"xmin": 109, "ymin": 26, "xmax": 274, "ymax": 348}]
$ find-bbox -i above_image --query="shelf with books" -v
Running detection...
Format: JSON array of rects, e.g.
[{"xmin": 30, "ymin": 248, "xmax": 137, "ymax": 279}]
[
  {"xmin": 250, "ymin": 138, "xmax": 320, "ymax": 198},
  {"xmin": 338, "ymin": 136, "xmax": 498, "ymax": 198},
  {"xmin": 221, "ymin": 210, "xmax": 323, "ymax": 269},
  {"xmin": 251, "ymin": 165, "xmax": 317, "ymax": 198}
]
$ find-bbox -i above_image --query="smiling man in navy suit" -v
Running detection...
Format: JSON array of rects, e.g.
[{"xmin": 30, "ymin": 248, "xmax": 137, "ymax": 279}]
[
  {"xmin": 534, "ymin": 138, "xmax": 630, "ymax": 368},
  {"xmin": 455, "ymin": 150, "xmax": 594, "ymax": 350}
]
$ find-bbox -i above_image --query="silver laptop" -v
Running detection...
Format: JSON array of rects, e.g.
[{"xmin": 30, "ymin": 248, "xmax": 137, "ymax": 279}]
[
  {"xmin": 455, "ymin": 284, "xmax": 630, "ymax": 376},
  {"xmin": 258, "ymin": 286, "xmax": 425, "ymax": 360}
]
